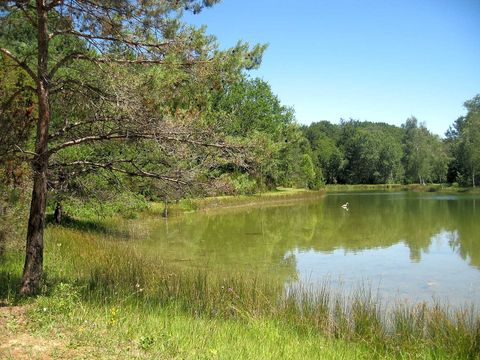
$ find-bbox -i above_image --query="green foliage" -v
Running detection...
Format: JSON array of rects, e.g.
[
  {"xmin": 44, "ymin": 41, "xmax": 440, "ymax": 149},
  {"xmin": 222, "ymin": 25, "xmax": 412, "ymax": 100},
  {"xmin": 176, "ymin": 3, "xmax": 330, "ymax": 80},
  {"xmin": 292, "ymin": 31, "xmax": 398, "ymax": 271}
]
[
  {"xmin": 447, "ymin": 95, "xmax": 480, "ymax": 187},
  {"xmin": 0, "ymin": 58, "xmax": 36, "ymax": 159},
  {"xmin": 39, "ymin": 282, "xmax": 81, "ymax": 315},
  {"xmin": 302, "ymin": 116, "xmax": 463, "ymax": 186},
  {"xmin": 0, "ymin": 165, "xmax": 29, "ymax": 254},
  {"xmin": 230, "ymin": 173, "xmax": 258, "ymax": 195},
  {"xmin": 304, "ymin": 121, "xmax": 343, "ymax": 184},
  {"xmin": 212, "ymin": 77, "xmax": 303, "ymax": 190},
  {"xmin": 303, "ymin": 120, "xmax": 406, "ymax": 184},
  {"xmin": 276, "ymin": 124, "xmax": 314, "ymax": 188},
  {"xmin": 216, "ymin": 78, "xmax": 293, "ymax": 137},
  {"xmin": 56, "ymin": 191, "xmax": 149, "ymax": 220},
  {"xmin": 0, "ymin": 0, "xmax": 272, "ymax": 232},
  {"xmin": 139, "ymin": 335, "xmax": 156, "ymax": 351},
  {"xmin": 402, "ymin": 117, "xmax": 434, "ymax": 184},
  {"xmin": 300, "ymin": 153, "xmax": 317, "ymax": 189}
]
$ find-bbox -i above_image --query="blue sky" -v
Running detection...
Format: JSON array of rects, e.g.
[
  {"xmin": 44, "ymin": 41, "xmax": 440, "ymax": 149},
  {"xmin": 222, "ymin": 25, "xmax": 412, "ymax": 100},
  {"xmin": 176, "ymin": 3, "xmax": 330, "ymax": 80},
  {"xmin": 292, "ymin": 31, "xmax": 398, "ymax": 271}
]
[{"xmin": 184, "ymin": 0, "xmax": 480, "ymax": 136}]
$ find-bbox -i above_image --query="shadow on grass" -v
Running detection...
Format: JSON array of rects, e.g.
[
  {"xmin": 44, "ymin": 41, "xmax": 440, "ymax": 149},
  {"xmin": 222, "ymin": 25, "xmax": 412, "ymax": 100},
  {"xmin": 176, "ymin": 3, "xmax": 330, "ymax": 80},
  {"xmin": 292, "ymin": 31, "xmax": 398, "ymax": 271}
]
[
  {"xmin": 45, "ymin": 213, "xmax": 130, "ymax": 239},
  {"xmin": 0, "ymin": 228, "xmax": 8, "ymax": 259},
  {"xmin": 0, "ymin": 267, "xmax": 89, "ymax": 304},
  {"xmin": 0, "ymin": 271, "xmax": 22, "ymax": 305}
]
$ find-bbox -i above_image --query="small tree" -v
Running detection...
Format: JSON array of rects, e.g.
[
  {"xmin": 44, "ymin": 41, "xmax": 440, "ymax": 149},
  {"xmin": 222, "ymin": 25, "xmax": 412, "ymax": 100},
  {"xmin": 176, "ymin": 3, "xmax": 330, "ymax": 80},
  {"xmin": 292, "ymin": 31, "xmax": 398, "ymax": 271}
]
[
  {"xmin": 401, "ymin": 117, "xmax": 444, "ymax": 185},
  {"xmin": 300, "ymin": 153, "xmax": 316, "ymax": 189},
  {"xmin": 451, "ymin": 96, "xmax": 480, "ymax": 187}
]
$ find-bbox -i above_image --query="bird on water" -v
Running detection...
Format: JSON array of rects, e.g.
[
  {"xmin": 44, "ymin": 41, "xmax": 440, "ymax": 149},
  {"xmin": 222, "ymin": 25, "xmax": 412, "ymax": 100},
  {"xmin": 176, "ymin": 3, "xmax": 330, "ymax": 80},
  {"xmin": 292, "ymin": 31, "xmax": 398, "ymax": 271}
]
[{"xmin": 341, "ymin": 202, "xmax": 349, "ymax": 210}]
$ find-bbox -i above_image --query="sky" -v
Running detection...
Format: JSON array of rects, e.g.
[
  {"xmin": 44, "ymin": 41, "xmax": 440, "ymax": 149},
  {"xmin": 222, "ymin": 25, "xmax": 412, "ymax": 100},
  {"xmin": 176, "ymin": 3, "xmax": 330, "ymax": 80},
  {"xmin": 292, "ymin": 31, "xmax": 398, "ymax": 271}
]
[{"xmin": 183, "ymin": 0, "xmax": 480, "ymax": 136}]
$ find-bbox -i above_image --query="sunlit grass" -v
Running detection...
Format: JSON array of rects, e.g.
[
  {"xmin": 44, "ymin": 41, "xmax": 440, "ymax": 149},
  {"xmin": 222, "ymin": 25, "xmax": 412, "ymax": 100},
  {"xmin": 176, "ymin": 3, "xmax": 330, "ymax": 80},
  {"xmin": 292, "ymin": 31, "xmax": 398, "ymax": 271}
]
[{"xmin": 27, "ymin": 286, "xmax": 379, "ymax": 359}]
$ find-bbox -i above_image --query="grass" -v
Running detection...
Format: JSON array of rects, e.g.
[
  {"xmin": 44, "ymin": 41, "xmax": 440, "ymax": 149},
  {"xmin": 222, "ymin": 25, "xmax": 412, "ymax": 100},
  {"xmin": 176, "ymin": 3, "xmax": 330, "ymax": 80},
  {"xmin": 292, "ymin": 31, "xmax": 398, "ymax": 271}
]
[
  {"xmin": 20, "ymin": 288, "xmax": 378, "ymax": 359},
  {"xmin": 1, "ymin": 189, "xmax": 480, "ymax": 359}
]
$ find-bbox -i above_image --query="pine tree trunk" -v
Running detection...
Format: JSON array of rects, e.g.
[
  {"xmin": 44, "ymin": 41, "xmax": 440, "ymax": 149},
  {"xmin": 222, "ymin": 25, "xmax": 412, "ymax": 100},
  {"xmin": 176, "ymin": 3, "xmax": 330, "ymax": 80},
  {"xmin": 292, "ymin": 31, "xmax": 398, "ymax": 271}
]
[
  {"xmin": 473, "ymin": 168, "xmax": 476, "ymax": 188},
  {"xmin": 20, "ymin": 162, "xmax": 48, "ymax": 295},
  {"xmin": 54, "ymin": 202, "xmax": 62, "ymax": 224},
  {"xmin": 20, "ymin": 1, "xmax": 50, "ymax": 296}
]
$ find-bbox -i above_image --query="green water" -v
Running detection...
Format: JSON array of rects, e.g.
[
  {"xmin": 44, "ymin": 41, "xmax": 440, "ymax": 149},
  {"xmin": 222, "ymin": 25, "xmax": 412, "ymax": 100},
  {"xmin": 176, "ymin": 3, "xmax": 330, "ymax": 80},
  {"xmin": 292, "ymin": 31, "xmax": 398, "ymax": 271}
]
[{"xmin": 140, "ymin": 192, "xmax": 480, "ymax": 305}]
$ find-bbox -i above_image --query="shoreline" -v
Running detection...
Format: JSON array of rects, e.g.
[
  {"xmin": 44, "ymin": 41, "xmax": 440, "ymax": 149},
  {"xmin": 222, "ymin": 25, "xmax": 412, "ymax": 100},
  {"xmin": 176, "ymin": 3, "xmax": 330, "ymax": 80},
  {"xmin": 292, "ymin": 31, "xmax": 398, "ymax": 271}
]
[
  {"xmin": 146, "ymin": 184, "xmax": 479, "ymax": 218},
  {"xmin": 147, "ymin": 187, "xmax": 325, "ymax": 217}
]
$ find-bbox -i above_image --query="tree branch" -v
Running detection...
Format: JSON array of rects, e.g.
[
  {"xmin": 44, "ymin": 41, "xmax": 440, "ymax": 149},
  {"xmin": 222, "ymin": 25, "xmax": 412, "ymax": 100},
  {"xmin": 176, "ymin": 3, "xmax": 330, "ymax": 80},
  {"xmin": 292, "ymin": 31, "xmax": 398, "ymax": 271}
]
[
  {"xmin": 58, "ymin": 53, "xmax": 211, "ymax": 66},
  {"xmin": 48, "ymin": 118, "xmax": 105, "ymax": 140},
  {"xmin": 48, "ymin": 52, "xmax": 85, "ymax": 79},
  {"xmin": 15, "ymin": 2, "xmax": 37, "ymax": 27},
  {"xmin": 49, "ymin": 133, "xmax": 155, "ymax": 154},
  {"xmin": 14, "ymin": 145, "xmax": 38, "ymax": 158},
  {"xmin": 0, "ymin": 89, "xmax": 27, "ymax": 114},
  {"xmin": 49, "ymin": 77, "xmax": 111, "ymax": 100},
  {"xmin": 49, "ymin": 131, "xmax": 243, "ymax": 155},
  {"xmin": 46, "ymin": 0, "xmax": 64, "ymax": 11},
  {"xmin": 0, "ymin": 48, "xmax": 38, "ymax": 82},
  {"xmin": 58, "ymin": 160, "xmax": 187, "ymax": 184},
  {"xmin": 50, "ymin": 30, "xmax": 173, "ymax": 50}
]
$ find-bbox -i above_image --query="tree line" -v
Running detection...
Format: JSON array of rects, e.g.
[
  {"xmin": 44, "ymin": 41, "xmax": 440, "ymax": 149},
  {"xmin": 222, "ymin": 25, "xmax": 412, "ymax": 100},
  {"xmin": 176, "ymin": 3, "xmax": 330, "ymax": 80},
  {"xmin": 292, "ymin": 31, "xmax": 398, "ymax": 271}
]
[
  {"xmin": 0, "ymin": 1, "xmax": 478, "ymax": 295},
  {"xmin": 302, "ymin": 97, "xmax": 479, "ymax": 187}
]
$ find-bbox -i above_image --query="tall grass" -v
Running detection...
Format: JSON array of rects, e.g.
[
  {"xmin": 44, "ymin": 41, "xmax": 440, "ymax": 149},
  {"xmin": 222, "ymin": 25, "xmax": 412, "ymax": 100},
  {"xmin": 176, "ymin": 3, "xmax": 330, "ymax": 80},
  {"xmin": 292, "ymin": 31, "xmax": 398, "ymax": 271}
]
[
  {"xmin": 280, "ymin": 285, "xmax": 480, "ymax": 358},
  {"xmin": 2, "ymin": 216, "xmax": 479, "ymax": 359}
]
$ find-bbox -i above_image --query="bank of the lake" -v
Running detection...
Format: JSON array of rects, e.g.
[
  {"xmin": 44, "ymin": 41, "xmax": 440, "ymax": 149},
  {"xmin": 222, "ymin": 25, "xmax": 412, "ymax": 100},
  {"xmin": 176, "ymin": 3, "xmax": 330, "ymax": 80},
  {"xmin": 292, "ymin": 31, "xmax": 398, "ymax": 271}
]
[
  {"xmin": 147, "ymin": 187, "xmax": 324, "ymax": 217},
  {"xmin": 1, "ymin": 188, "xmax": 480, "ymax": 359},
  {"xmin": 149, "ymin": 185, "xmax": 480, "ymax": 218}
]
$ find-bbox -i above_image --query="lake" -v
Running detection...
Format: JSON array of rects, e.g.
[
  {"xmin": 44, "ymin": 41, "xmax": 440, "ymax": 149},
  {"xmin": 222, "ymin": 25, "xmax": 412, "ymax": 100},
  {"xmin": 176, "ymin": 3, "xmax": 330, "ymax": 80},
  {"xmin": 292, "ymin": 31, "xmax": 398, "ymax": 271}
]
[{"xmin": 139, "ymin": 192, "xmax": 480, "ymax": 306}]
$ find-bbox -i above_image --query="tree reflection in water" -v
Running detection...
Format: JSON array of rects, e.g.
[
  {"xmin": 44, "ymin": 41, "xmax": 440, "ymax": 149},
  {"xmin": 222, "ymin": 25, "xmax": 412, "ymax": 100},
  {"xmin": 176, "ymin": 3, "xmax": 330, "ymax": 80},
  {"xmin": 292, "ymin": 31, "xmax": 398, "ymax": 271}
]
[{"xmin": 140, "ymin": 192, "xmax": 480, "ymax": 304}]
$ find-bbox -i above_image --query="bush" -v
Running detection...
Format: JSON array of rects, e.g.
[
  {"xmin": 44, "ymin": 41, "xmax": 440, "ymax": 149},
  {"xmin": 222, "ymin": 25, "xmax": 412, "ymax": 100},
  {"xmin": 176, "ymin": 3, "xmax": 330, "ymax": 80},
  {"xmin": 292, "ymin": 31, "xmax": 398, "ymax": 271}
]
[
  {"xmin": 55, "ymin": 191, "xmax": 149, "ymax": 220},
  {"xmin": 231, "ymin": 173, "xmax": 257, "ymax": 195},
  {"xmin": 217, "ymin": 173, "xmax": 258, "ymax": 195}
]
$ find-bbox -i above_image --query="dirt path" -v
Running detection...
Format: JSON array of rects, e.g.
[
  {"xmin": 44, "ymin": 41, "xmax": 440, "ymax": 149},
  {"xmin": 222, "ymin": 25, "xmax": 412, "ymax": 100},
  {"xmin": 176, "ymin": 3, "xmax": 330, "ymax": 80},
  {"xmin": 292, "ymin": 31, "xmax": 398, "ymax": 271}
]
[{"xmin": 0, "ymin": 306, "xmax": 71, "ymax": 360}]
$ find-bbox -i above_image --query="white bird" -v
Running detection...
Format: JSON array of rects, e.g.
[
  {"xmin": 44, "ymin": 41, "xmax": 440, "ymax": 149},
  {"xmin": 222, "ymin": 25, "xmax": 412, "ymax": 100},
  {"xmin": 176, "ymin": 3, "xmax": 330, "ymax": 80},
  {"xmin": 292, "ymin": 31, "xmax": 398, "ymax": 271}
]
[{"xmin": 341, "ymin": 202, "xmax": 349, "ymax": 210}]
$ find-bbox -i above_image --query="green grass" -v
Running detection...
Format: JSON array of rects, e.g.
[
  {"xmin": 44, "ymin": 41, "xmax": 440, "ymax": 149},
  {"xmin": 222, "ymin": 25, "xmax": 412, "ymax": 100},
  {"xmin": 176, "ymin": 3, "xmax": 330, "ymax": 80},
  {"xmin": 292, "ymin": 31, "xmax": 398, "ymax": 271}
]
[
  {"xmin": 24, "ymin": 284, "xmax": 381, "ymax": 359},
  {"xmin": 1, "ymin": 195, "xmax": 480, "ymax": 359}
]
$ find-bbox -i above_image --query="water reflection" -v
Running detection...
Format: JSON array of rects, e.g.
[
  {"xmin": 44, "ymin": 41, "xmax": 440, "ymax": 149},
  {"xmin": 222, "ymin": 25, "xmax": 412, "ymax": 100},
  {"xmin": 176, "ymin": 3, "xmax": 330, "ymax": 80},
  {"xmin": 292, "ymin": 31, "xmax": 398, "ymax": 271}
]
[{"xmin": 140, "ymin": 192, "xmax": 480, "ymax": 304}]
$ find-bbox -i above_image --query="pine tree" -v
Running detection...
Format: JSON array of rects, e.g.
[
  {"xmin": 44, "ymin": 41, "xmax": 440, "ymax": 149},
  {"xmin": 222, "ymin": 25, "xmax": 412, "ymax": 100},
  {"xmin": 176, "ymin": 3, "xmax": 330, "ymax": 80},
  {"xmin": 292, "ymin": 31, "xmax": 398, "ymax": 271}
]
[{"xmin": 0, "ymin": 0, "xmax": 264, "ymax": 295}]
